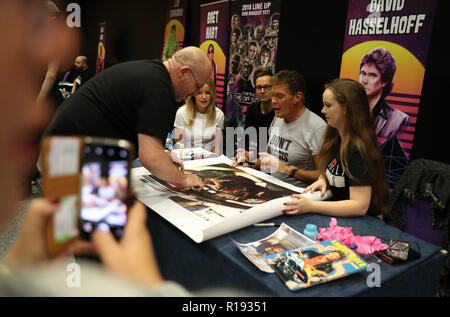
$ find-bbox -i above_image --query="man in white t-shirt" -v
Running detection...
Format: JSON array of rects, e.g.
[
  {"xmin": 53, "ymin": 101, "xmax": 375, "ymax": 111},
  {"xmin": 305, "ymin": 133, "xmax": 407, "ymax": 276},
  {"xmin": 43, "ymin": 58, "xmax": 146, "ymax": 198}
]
[{"xmin": 234, "ymin": 70, "xmax": 326, "ymax": 188}]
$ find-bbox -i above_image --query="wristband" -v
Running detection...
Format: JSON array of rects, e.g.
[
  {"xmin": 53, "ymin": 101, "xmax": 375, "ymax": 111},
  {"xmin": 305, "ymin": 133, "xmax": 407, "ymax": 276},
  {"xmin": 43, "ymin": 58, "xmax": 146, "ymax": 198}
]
[{"xmin": 289, "ymin": 167, "xmax": 297, "ymax": 178}]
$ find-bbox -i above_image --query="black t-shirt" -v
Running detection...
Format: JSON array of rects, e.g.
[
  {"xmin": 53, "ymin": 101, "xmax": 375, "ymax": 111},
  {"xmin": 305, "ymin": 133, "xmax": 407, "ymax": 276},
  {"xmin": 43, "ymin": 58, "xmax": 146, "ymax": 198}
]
[
  {"xmin": 46, "ymin": 60, "xmax": 177, "ymax": 153},
  {"xmin": 243, "ymin": 102, "xmax": 275, "ymax": 155},
  {"xmin": 77, "ymin": 68, "xmax": 95, "ymax": 86},
  {"xmin": 64, "ymin": 68, "xmax": 79, "ymax": 83},
  {"xmin": 325, "ymin": 141, "xmax": 375, "ymax": 214}
]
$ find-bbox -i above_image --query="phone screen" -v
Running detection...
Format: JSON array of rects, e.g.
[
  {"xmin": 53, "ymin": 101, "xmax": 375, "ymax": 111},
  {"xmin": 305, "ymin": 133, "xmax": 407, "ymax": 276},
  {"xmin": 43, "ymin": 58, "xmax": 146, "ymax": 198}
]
[{"xmin": 80, "ymin": 142, "xmax": 130, "ymax": 240}]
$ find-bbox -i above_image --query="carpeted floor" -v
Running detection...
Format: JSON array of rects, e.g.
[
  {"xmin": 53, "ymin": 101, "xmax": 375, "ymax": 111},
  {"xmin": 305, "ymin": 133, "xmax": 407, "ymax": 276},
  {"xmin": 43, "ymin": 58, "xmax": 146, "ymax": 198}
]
[{"xmin": 0, "ymin": 182, "xmax": 42, "ymax": 259}]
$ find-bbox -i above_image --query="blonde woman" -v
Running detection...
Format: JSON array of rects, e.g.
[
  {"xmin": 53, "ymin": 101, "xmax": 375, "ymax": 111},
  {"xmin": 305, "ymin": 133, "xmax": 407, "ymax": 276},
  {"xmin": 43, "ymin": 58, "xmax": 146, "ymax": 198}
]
[{"xmin": 174, "ymin": 79, "xmax": 224, "ymax": 154}]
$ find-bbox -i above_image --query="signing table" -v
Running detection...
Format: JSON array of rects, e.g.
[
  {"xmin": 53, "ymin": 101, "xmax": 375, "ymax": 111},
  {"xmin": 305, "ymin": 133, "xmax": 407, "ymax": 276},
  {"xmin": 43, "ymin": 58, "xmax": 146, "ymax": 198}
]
[
  {"xmin": 145, "ymin": 208, "xmax": 445, "ymax": 297},
  {"xmin": 134, "ymin": 154, "xmax": 445, "ymax": 297}
]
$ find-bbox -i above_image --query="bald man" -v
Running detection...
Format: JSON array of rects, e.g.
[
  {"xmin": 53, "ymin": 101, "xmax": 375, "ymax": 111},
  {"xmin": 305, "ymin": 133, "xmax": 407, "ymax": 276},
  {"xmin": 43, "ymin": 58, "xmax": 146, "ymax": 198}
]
[
  {"xmin": 71, "ymin": 55, "xmax": 94, "ymax": 94},
  {"xmin": 74, "ymin": 55, "xmax": 88, "ymax": 71},
  {"xmin": 46, "ymin": 46, "xmax": 212, "ymax": 188}
]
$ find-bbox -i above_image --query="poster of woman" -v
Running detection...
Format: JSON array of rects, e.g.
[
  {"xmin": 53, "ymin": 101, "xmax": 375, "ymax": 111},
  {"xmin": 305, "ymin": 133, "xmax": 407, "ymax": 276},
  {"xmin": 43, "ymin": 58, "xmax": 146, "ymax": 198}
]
[{"xmin": 199, "ymin": 1, "xmax": 230, "ymax": 109}]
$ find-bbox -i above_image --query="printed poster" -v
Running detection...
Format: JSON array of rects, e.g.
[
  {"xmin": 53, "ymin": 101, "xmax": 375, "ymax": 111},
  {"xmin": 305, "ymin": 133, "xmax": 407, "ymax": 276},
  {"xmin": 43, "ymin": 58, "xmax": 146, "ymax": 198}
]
[
  {"xmin": 132, "ymin": 155, "xmax": 331, "ymax": 243},
  {"xmin": 340, "ymin": 0, "xmax": 436, "ymax": 186},
  {"xmin": 225, "ymin": 0, "xmax": 281, "ymax": 127},
  {"xmin": 162, "ymin": 0, "xmax": 188, "ymax": 61},
  {"xmin": 199, "ymin": 0, "xmax": 230, "ymax": 109},
  {"xmin": 95, "ymin": 22, "xmax": 107, "ymax": 73},
  {"xmin": 143, "ymin": 163, "xmax": 297, "ymax": 210}
]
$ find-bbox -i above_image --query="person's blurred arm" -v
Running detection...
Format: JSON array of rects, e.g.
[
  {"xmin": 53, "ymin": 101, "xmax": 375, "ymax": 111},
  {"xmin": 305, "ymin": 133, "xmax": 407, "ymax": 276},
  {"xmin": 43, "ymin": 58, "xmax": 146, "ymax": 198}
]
[
  {"xmin": 91, "ymin": 201, "xmax": 164, "ymax": 288},
  {"xmin": 2, "ymin": 200, "xmax": 192, "ymax": 295},
  {"xmin": 2, "ymin": 199, "xmax": 95, "ymax": 268},
  {"xmin": 36, "ymin": 59, "xmax": 60, "ymax": 104},
  {"xmin": 71, "ymin": 76, "xmax": 81, "ymax": 94}
]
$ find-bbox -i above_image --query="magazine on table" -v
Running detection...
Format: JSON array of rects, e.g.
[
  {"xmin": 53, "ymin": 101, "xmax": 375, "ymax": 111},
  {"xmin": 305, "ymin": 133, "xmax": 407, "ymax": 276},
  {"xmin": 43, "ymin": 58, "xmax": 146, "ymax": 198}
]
[
  {"xmin": 132, "ymin": 155, "xmax": 332, "ymax": 243},
  {"xmin": 233, "ymin": 223, "xmax": 315, "ymax": 273},
  {"xmin": 265, "ymin": 239, "xmax": 368, "ymax": 291}
]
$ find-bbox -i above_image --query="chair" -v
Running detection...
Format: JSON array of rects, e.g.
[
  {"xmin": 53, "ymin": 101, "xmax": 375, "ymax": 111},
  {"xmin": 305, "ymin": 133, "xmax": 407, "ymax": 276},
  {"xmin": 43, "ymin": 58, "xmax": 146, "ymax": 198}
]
[
  {"xmin": 403, "ymin": 199, "xmax": 445, "ymax": 247},
  {"xmin": 387, "ymin": 158, "xmax": 450, "ymax": 296}
]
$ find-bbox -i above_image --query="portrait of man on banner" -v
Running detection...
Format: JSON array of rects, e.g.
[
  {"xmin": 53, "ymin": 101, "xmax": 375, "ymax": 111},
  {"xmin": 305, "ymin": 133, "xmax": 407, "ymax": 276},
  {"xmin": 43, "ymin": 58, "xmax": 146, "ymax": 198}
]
[
  {"xmin": 342, "ymin": 41, "xmax": 422, "ymax": 186},
  {"xmin": 359, "ymin": 47, "xmax": 409, "ymax": 148}
]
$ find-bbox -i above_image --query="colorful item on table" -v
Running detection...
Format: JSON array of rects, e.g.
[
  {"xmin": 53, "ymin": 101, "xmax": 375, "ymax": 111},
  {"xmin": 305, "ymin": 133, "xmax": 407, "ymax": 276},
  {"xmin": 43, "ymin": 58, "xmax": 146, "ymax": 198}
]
[{"xmin": 317, "ymin": 218, "xmax": 387, "ymax": 254}]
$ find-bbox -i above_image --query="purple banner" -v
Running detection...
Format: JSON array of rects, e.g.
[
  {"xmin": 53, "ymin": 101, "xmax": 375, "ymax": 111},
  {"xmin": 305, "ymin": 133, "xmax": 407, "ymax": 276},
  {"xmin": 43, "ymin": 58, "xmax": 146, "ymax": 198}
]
[
  {"xmin": 340, "ymin": 0, "xmax": 436, "ymax": 186},
  {"xmin": 162, "ymin": 0, "xmax": 189, "ymax": 61},
  {"xmin": 225, "ymin": 0, "xmax": 281, "ymax": 127},
  {"xmin": 199, "ymin": 0, "xmax": 230, "ymax": 109},
  {"xmin": 96, "ymin": 22, "xmax": 107, "ymax": 73}
]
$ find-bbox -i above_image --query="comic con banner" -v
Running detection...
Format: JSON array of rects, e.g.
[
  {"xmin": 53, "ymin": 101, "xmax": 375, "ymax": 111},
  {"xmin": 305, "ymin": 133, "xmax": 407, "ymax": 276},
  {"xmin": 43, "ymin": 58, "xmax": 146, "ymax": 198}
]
[
  {"xmin": 340, "ymin": 0, "xmax": 436, "ymax": 187},
  {"xmin": 96, "ymin": 22, "xmax": 107, "ymax": 73},
  {"xmin": 162, "ymin": 0, "xmax": 188, "ymax": 61},
  {"xmin": 226, "ymin": 0, "xmax": 281, "ymax": 126},
  {"xmin": 199, "ymin": 0, "xmax": 230, "ymax": 110}
]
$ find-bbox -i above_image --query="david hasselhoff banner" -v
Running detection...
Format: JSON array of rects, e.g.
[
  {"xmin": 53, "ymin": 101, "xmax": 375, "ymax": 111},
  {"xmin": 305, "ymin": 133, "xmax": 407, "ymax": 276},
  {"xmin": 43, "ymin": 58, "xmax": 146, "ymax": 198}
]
[{"xmin": 340, "ymin": 0, "xmax": 436, "ymax": 186}]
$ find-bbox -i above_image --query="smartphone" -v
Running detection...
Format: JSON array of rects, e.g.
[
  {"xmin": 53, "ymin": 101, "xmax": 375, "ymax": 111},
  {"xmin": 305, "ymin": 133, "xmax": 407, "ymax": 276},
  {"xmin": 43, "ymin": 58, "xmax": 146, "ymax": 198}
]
[{"xmin": 79, "ymin": 137, "xmax": 134, "ymax": 241}]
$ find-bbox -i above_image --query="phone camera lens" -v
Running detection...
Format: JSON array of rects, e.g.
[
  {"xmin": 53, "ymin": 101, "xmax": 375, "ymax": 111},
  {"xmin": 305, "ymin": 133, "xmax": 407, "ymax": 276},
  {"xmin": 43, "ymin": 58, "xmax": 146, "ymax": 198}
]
[
  {"xmin": 97, "ymin": 222, "xmax": 110, "ymax": 233},
  {"xmin": 95, "ymin": 147, "xmax": 103, "ymax": 155},
  {"xmin": 115, "ymin": 228, "xmax": 123, "ymax": 237},
  {"xmin": 83, "ymin": 222, "xmax": 93, "ymax": 233},
  {"xmin": 119, "ymin": 150, "xmax": 128, "ymax": 158}
]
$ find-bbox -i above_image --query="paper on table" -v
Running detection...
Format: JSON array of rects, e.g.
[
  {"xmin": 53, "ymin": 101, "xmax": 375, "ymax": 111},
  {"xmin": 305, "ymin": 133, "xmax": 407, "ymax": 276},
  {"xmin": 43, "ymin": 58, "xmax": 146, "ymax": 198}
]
[{"xmin": 234, "ymin": 223, "xmax": 315, "ymax": 273}]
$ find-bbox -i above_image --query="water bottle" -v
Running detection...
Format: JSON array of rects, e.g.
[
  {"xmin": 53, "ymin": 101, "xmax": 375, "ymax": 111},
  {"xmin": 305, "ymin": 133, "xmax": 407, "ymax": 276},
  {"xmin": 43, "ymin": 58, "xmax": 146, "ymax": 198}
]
[
  {"xmin": 165, "ymin": 133, "xmax": 173, "ymax": 151},
  {"xmin": 303, "ymin": 224, "xmax": 318, "ymax": 241}
]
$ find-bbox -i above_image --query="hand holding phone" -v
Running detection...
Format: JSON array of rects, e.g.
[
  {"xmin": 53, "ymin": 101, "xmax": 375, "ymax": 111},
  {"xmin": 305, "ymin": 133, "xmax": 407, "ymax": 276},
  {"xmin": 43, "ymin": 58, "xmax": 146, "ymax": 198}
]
[
  {"xmin": 91, "ymin": 201, "xmax": 164, "ymax": 287},
  {"xmin": 3, "ymin": 198, "xmax": 96, "ymax": 267},
  {"xmin": 42, "ymin": 136, "xmax": 134, "ymax": 254}
]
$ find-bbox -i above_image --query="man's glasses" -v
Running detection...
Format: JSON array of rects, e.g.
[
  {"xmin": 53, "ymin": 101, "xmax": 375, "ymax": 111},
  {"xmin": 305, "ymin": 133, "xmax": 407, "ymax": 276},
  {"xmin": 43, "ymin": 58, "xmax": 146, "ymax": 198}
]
[
  {"xmin": 188, "ymin": 68, "xmax": 202, "ymax": 90},
  {"xmin": 173, "ymin": 55, "xmax": 202, "ymax": 90},
  {"xmin": 255, "ymin": 85, "xmax": 272, "ymax": 91}
]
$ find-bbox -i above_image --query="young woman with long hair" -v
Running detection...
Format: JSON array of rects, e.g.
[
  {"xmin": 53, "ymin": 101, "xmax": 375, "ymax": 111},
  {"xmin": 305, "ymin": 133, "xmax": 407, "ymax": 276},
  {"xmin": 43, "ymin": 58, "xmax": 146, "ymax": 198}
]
[
  {"xmin": 174, "ymin": 79, "xmax": 224, "ymax": 154},
  {"xmin": 283, "ymin": 78, "xmax": 389, "ymax": 219}
]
